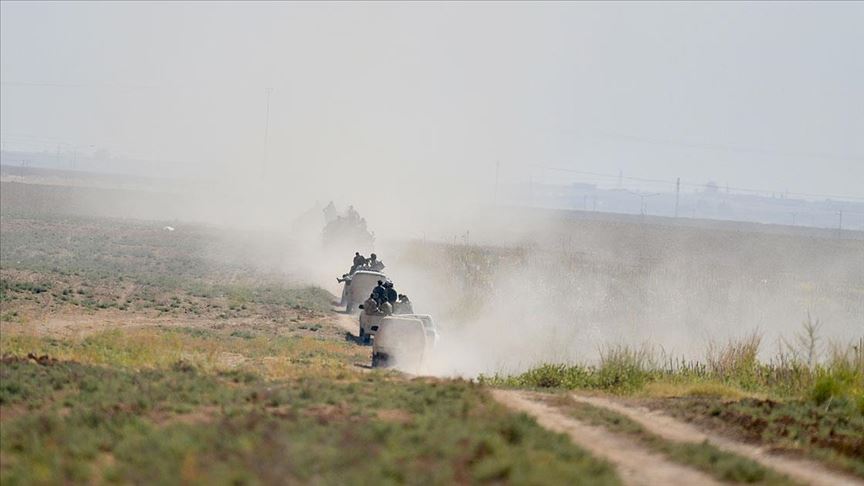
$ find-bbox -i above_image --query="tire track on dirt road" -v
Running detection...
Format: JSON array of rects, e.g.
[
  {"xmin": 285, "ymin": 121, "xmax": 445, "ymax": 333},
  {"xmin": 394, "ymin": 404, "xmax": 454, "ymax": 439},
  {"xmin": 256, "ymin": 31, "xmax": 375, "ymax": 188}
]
[
  {"xmin": 330, "ymin": 310, "xmax": 373, "ymax": 371},
  {"xmin": 569, "ymin": 394, "xmax": 863, "ymax": 486},
  {"xmin": 332, "ymin": 310, "xmax": 359, "ymax": 336},
  {"xmin": 491, "ymin": 389, "xmax": 721, "ymax": 486}
]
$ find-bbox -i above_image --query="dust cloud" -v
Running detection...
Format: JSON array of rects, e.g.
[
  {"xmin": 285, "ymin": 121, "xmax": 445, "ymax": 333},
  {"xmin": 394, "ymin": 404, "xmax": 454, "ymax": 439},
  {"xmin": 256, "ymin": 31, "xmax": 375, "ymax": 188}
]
[{"xmin": 380, "ymin": 211, "xmax": 864, "ymax": 377}]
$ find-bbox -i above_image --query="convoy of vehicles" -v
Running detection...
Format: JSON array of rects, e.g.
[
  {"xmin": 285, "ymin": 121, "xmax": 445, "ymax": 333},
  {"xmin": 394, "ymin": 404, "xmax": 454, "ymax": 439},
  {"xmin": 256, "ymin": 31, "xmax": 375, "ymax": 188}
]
[{"xmin": 339, "ymin": 266, "xmax": 439, "ymax": 370}]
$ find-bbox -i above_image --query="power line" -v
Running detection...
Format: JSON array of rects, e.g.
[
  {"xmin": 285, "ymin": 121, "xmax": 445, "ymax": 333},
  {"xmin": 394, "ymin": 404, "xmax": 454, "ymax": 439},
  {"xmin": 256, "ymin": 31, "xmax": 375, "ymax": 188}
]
[
  {"xmin": 586, "ymin": 129, "xmax": 864, "ymax": 163},
  {"xmin": 1, "ymin": 80, "xmax": 160, "ymax": 91},
  {"xmin": 530, "ymin": 164, "xmax": 864, "ymax": 202}
]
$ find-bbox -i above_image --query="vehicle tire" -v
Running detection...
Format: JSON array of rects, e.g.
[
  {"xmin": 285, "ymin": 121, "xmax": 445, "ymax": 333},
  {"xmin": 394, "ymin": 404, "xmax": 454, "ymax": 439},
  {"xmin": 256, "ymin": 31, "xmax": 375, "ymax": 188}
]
[
  {"xmin": 346, "ymin": 302, "xmax": 353, "ymax": 313},
  {"xmin": 371, "ymin": 354, "xmax": 379, "ymax": 368}
]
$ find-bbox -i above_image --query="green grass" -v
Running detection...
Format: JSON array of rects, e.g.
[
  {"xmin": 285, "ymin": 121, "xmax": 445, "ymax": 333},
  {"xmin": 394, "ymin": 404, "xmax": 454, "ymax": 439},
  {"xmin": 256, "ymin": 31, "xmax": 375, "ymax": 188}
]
[
  {"xmin": 652, "ymin": 396, "xmax": 864, "ymax": 478},
  {"xmin": 481, "ymin": 333, "xmax": 863, "ymax": 400},
  {"xmin": 545, "ymin": 395, "xmax": 797, "ymax": 485},
  {"xmin": 0, "ymin": 326, "xmax": 367, "ymax": 380},
  {"xmin": 0, "ymin": 358, "xmax": 621, "ymax": 485}
]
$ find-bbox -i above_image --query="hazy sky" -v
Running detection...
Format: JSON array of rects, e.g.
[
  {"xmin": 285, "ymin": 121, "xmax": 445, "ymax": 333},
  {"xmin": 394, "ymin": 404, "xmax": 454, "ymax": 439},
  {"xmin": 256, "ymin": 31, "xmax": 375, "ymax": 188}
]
[{"xmin": 2, "ymin": 1, "xmax": 863, "ymax": 198}]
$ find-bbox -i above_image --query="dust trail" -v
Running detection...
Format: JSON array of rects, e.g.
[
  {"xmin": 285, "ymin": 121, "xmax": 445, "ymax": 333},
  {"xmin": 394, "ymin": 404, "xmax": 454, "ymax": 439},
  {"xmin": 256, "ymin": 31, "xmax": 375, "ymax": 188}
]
[{"xmin": 387, "ymin": 210, "xmax": 864, "ymax": 378}]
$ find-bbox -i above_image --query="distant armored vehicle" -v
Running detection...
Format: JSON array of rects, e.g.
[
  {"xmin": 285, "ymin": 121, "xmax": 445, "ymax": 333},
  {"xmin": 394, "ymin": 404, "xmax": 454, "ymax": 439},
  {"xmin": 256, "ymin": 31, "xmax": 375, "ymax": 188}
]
[{"xmin": 340, "ymin": 270, "xmax": 387, "ymax": 313}]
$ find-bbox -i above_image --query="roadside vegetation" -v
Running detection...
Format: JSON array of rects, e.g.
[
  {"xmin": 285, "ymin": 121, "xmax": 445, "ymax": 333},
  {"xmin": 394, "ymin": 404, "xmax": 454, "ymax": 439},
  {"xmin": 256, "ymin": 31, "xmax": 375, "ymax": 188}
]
[{"xmin": 482, "ymin": 330, "xmax": 864, "ymax": 478}]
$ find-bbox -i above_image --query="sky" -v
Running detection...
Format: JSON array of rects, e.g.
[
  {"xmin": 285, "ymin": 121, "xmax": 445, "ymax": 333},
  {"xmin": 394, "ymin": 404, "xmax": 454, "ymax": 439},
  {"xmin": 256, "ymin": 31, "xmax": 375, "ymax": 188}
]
[{"xmin": 2, "ymin": 1, "xmax": 863, "ymax": 200}]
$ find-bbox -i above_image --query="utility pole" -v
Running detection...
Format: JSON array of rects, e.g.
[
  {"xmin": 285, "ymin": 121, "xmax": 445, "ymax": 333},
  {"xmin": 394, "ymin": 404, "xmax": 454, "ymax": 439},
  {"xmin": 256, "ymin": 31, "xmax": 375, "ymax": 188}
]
[
  {"xmin": 493, "ymin": 160, "xmax": 500, "ymax": 205},
  {"xmin": 838, "ymin": 210, "xmax": 843, "ymax": 236},
  {"xmin": 674, "ymin": 177, "xmax": 680, "ymax": 218},
  {"xmin": 262, "ymin": 87, "xmax": 274, "ymax": 176}
]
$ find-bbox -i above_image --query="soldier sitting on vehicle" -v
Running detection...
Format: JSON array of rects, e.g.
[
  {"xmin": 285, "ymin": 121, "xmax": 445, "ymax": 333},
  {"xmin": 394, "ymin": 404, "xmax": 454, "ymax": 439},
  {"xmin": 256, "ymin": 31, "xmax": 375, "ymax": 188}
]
[
  {"xmin": 363, "ymin": 293, "xmax": 381, "ymax": 315},
  {"xmin": 372, "ymin": 280, "xmax": 387, "ymax": 303},
  {"xmin": 367, "ymin": 253, "xmax": 385, "ymax": 272},
  {"xmin": 394, "ymin": 294, "xmax": 413, "ymax": 314},
  {"xmin": 384, "ymin": 281, "xmax": 398, "ymax": 305},
  {"xmin": 379, "ymin": 299, "xmax": 393, "ymax": 316},
  {"xmin": 338, "ymin": 252, "xmax": 369, "ymax": 283},
  {"xmin": 350, "ymin": 252, "xmax": 367, "ymax": 273}
]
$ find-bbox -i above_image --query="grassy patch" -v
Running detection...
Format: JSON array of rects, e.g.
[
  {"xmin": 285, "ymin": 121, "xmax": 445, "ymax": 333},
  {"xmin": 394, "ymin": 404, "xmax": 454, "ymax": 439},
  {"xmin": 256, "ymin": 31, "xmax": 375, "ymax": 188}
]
[
  {"xmin": 0, "ymin": 327, "xmax": 368, "ymax": 380},
  {"xmin": 0, "ymin": 358, "xmax": 621, "ymax": 485},
  {"xmin": 646, "ymin": 396, "xmax": 864, "ymax": 478},
  {"xmin": 481, "ymin": 334, "xmax": 863, "ymax": 401},
  {"xmin": 545, "ymin": 395, "xmax": 797, "ymax": 485}
]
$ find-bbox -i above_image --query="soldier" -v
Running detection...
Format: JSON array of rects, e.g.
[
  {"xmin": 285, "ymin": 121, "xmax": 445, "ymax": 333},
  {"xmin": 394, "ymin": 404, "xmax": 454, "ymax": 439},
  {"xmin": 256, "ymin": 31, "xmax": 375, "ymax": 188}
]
[
  {"xmin": 372, "ymin": 280, "xmax": 387, "ymax": 303},
  {"xmin": 368, "ymin": 253, "xmax": 385, "ymax": 272},
  {"xmin": 363, "ymin": 293, "xmax": 380, "ymax": 315},
  {"xmin": 346, "ymin": 205, "xmax": 360, "ymax": 222},
  {"xmin": 379, "ymin": 299, "xmax": 393, "ymax": 316},
  {"xmin": 396, "ymin": 294, "xmax": 413, "ymax": 314},
  {"xmin": 350, "ymin": 252, "xmax": 366, "ymax": 273},
  {"xmin": 323, "ymin": 201, "xmax": 337, "ymax": 223},
  {"xmin": 384, "ymin": 281, "xmax": 398, "ymax": 305}
]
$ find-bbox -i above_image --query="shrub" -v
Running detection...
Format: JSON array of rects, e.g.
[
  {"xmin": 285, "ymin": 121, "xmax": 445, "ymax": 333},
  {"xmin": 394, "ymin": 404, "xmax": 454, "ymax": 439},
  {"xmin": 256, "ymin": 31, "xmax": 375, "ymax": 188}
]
[
  {"xmin": 810, "ymin": 374, "xmax": 846, "ymax": 405},
  {"xmin": 706, "ymin": 332, "xmax": 761, "ymax": 386}
]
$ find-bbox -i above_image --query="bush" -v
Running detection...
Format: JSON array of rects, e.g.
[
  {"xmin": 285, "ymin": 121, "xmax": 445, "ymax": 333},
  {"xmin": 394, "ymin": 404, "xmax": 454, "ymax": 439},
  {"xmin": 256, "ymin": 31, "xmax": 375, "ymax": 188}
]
[{"xmin": 810, "ymin": 374, "xmax": 846, "ymax": 405}]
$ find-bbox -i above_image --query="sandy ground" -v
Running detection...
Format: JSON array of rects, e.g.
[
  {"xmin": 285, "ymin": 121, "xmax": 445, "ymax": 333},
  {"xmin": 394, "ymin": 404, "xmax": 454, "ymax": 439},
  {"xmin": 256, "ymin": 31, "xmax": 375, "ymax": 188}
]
[
  {"xmin": 1, "ymin": 311, "xmax": 214, "ymax": 339},
  {"xmin": 0, "ymin": 305, "xmax": 345, "ymax": 341},
  {"xmin": 331, "ymin": 309, "xmax": 360, "ymax": 336}
]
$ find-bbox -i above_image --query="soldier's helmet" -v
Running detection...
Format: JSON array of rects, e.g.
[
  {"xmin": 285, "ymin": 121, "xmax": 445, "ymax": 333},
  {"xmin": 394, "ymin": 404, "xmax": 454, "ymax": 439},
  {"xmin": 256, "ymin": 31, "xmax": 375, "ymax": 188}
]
[{"xmin": 370, "ymin": 253, "xmax": 377, "ymax": 260}]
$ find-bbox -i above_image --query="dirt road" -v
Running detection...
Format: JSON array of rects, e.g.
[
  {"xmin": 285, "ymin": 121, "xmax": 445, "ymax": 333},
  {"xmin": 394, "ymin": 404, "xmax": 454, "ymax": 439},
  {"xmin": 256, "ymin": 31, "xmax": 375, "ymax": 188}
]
[
  {"xmin": 491, "ymin": 390, "xmax": 721, "ymax": 486},
  {"xmin": 492, "ymin": 390, "xmax": 863, "ymax": 486},
  {"xmin": 568, "ymin": 394, "xmax": 861, "ymax": 486},
  {"xmin": 332, "ymin": 310, "xmax": 359, "ymax": 337}
]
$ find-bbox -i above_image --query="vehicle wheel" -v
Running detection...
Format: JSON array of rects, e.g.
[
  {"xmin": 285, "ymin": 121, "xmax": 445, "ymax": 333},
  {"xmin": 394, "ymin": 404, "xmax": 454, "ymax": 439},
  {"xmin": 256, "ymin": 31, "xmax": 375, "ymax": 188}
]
[
  {"xmin": 371, "ymin": 354, "xmax": 379, "ymax": 368},
  {"xmin": 346, "ymin": 302, "xmax": 353, "ymax": 313}
]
